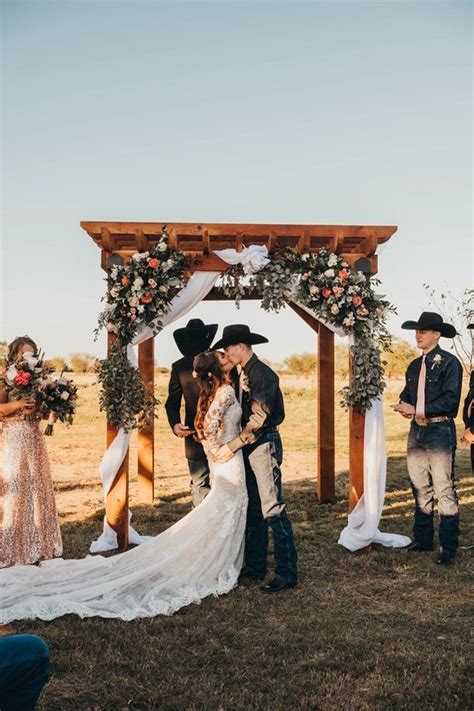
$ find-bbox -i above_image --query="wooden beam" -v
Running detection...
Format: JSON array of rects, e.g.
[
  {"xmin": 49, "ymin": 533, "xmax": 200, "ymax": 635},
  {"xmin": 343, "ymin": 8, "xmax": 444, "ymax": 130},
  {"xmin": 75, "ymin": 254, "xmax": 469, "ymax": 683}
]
[
  {"xmin": 137, "ymin": 339, "xmax": 155, "ymax": 503},
  {"xmin": 287, "ymin": 301, "xmax": 320, "ymax": 333},
  {"xmin": 317, "ymin": 324, "xmax": 336, "ymax": 503},
  {"xmin": 348, "ymin": 348, "xmax": 365, "ymax": 512},
  {"xmin": 135, "ymin": 229, "xmax": 148, "ymax": 252},
  {"xmin": 105, "ymin": 333, "xmax": 129, "ymax": 551}
]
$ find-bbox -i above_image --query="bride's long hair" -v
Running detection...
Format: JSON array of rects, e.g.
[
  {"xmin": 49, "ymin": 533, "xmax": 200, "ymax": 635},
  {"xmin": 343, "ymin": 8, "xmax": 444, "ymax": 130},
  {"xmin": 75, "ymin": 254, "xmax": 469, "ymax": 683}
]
[{"xmin": 193, "ymin": 350, "xmax": 227, "ymax": 442}]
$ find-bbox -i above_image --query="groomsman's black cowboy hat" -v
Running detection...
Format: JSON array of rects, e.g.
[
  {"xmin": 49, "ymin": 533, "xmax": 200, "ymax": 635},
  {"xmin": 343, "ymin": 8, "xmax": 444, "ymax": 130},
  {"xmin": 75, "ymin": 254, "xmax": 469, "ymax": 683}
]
[
  {"xmin": 212, "ymin": 324, "xmax": 269, "ymax": 350},
  {"xmin": 173, "ymin": 319, "xmax": 218, "ymax": 357},
  {"xmin": 401, "ymin": 311, "xmax": 457, "ymax": 338}
]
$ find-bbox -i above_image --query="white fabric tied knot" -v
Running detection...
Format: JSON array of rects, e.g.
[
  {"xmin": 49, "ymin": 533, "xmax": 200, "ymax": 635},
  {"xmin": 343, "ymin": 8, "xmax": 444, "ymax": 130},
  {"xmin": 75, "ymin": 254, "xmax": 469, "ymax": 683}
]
[{"xmin": 213, "ymin": 245, "xmax": 270, "ymax": 275}]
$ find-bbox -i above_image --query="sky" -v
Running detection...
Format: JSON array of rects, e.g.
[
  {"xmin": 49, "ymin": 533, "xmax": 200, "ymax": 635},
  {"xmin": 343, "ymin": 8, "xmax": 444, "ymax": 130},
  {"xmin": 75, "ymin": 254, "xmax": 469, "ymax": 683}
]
[{"xmin": 1, "ymin": 0, "xmax": 472, "ymax": 367}]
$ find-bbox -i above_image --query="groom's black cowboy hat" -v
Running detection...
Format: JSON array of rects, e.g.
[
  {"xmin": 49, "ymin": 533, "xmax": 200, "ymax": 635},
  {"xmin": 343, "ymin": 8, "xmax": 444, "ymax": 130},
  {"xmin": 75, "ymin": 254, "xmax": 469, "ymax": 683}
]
[
  {"xmin": 212, "ymin": 324, "xmax": 269, "ymax": 350},
  {"xmin": 401, "ymin": 311, "xmax": 457, "ymax": 338},
  {"xmin": 173, "ymin": 319, "xmax": 218, "ymax": 358}
]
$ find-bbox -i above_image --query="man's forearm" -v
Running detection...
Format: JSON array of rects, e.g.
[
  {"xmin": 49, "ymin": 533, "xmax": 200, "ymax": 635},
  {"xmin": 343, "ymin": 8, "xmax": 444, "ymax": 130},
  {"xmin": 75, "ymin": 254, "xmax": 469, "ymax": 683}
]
[{"xmin": 227, "ymin": 401, "xmax": 267, "ymax": 452}]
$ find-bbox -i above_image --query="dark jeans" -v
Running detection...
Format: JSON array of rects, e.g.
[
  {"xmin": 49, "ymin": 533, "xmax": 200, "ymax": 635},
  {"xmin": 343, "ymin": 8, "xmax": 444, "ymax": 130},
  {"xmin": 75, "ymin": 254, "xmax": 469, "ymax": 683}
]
[
  {"xmin": 0, "ymin": 635, "xmax": 50, "ymax": 710},
  {"xmin": 243, "ymin": 431, "xmax": 298, "ymax": 582},
  {"xmin": 187, "ymin": 457, "xmax": 210, "ymax": 507},
  {"xmin": 407, "ymin": 420, "xmax": 459, "ymax": 555}
]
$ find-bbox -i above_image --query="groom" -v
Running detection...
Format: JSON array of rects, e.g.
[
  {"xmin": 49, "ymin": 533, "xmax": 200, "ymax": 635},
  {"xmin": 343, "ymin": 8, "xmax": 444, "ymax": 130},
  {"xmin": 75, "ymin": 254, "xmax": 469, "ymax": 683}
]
[
  {"xmin": 165, "ymin": 319, "xmax": 218, "ymax": 507},
  {"xmin": 212, "ymin": 324, "xmax": 298, "ymax": 593}
]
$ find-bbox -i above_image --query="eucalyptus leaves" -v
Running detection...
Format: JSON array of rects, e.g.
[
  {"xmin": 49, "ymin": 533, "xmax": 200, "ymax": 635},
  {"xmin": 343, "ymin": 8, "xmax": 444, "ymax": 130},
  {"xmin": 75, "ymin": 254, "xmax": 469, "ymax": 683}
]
[{"xmin": 219, "ymin": 247, "xmax": 395, "ymax": 412}]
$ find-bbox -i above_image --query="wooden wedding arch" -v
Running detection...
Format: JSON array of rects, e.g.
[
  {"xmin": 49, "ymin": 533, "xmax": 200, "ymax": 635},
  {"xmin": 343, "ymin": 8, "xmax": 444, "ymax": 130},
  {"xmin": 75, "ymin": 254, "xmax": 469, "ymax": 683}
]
[{"xmin": 81, "ymin": 221, "xmax": 397, "ymax": 549}]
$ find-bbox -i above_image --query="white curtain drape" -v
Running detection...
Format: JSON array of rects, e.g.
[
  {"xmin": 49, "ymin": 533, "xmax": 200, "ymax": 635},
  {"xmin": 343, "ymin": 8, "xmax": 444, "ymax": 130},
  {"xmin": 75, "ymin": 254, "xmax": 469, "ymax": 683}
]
[{"xmin": 91, "ymin": 244, "xmax": 410, "ymax": 553}]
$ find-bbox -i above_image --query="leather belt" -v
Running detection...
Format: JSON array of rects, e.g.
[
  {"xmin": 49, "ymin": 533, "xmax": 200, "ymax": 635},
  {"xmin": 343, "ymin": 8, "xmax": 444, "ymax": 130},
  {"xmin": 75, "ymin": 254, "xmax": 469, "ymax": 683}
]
[{"xmin": 414, "ymin": 416, "xmax": 450, "ymax": 427}]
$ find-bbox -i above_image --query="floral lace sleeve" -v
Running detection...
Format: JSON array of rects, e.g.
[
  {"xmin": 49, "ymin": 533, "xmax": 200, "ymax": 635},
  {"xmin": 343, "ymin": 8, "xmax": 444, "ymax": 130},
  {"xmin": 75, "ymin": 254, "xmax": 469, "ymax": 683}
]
[{"xmin": 202, "ymin": 385, "xmax": 236, "ymax": 454}]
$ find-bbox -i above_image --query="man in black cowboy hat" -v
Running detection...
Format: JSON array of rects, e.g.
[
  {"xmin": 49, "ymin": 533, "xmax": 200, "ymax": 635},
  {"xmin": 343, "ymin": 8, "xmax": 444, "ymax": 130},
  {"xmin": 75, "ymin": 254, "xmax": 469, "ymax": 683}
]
[
  {"xmin": 165, "ymin": 319, "xmax": 217, "ymax": 507},
  {"xmin": 461, "ymin": 323, "xmax": 474, "ymax": 472},
  {"xmin": 391, "ymin": 312, "xmax": 463, "ymax": 565},
  {"xmin": 212, "ymin": 324, "xmax": 298, "ymax": 593}
]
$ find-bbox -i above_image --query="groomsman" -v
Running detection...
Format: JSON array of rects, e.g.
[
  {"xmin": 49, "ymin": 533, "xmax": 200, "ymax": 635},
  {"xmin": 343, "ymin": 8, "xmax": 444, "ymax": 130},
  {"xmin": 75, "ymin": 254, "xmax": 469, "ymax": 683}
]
[
  {"xmin": 461, "ymin": 323, "xmax": 474, "ymax": 473},
  {"xmin": 212, "ymin": 324, "xmax": 298, "ymax": 593},
  {"xmin": 391, "ymin": 312, "xmax": 462, "ymax": 565},
  {"xmin": 165, "ymin": 319, "xmax": 217, "ymax": 507}
]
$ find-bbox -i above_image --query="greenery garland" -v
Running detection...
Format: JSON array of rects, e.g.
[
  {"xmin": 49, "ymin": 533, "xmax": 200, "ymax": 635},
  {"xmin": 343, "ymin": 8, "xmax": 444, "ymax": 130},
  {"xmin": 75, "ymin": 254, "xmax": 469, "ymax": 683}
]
[
  {"xmin": 220, "ymin": 247, "xmax": 395, "ymax": 412},
  {"xmin": 95, "ymin": 227, "xmax": 188, "ymax": 430},
  {"xmin": 96, "ymin": 241, "xmax": 395, "ymax": 427}
]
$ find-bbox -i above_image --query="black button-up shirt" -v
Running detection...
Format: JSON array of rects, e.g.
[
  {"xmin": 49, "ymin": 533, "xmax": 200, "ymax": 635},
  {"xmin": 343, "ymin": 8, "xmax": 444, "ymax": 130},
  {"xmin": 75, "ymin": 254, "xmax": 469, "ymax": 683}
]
[
  {"xmin": 399, "ymin": 345, "xmax": 462, "ymax": 419},
  {"xmin": 228, "ymin": 353, "xmax": 285, "ymax": 452},
  {"xmin": 462, "ymin": 371, "xmax": 474, "ymax": 433}
]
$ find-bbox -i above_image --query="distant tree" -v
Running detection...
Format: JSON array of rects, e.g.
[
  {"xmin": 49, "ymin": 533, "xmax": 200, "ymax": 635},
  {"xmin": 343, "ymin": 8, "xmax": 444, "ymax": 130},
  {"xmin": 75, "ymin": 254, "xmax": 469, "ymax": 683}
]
[
  {"xmin": 383, "ymin": 337, "xmax": 419, "ymax": 379},
  {"xmin": 69, "ymin": 353, "xmax": 97, "ymax": 373},
  {"xmin": 46, "ymin": 357, "xmax": 73, "ymax": 373},
  {"xmin": 284, "ymin": 353, "xmax": 317, "ymax": 378},
  {"xmin": 424, "ymin": 285, "xmax": 473, "ymax": 375}
]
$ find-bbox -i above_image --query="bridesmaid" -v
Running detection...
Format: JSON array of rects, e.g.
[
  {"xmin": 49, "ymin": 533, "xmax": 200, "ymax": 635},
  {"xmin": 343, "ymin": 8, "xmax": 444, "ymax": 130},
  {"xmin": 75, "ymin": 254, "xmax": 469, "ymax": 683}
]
[{"xmin": 0, "ymin": 336, "xmax": 62, "ymax": 568}]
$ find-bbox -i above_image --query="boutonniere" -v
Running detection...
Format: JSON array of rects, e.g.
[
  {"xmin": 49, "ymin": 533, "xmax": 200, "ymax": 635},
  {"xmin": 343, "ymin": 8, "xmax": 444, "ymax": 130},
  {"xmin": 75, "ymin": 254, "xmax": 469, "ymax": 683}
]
[
  {"xmin": 241, "ymin": 374, "xmax": 250, "ymax": 393},
  {"xmin": 431, "ymin": 354, "xmax": 443, "ymax": 369}
]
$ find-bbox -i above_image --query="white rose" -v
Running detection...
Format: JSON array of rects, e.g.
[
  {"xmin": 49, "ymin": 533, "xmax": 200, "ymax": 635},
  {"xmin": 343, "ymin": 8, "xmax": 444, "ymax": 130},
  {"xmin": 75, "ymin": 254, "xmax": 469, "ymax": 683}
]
[
  {"xmin": 167, "ymin": 258, "xmax": 174, "ymax": 267},
  {"xmin": 6, "ymin": 365, "xmax": 18, "ymax": 381},
  {"xmin": 159, "ymin": 285, "xmax": 169, "ymax": 292},
  {"xmin": 129, "ymin": 296, "xmax": 139, "ymax": 307},
  {"xmin": 133, "ymin": 277, "xmax": 144, "ymax": 288},
  {"xmin": 328, "ymin": 254, "xmax": 338, "ymax": 267},
  {"xmin": 157, "ymin": 241, "xmax": 168, "ymax": 252},
  {"xmin": 309, "ymin": 285, "xmax": 319, "ymax": 296},
  {"xmin": 110, "ymin": 286, "xmax": 119, "ymax": 298},
  {"xmin": 343, "ymin": 314, "xmax": 355, "ymax": 327},
  {"xmin": 60, "ymin": 391, "xmax": 70, "ymax": 400},
  {"xmin": 330, "ymin": 304, "xmax": 340, "ymax": 315},
  {"xmin": 137, "ymin": 305, "xmax": 145, "ymax": 313},
  {"xmin": 302, "ymin": 253, "xmax": 310, "ymax": 262},
  {"xmin": 23, "ymin": 353, "xmax": 38, "ymax": 367},
  {"xmin": 106, "ymin": 323, "xmax": 118, "ymax": 333}
]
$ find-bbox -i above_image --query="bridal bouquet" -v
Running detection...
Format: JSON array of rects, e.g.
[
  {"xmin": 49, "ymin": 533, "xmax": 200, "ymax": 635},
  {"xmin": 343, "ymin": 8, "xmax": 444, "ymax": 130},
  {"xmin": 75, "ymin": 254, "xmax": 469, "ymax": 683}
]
[
  {"xmin": 37, "ymin": 375, "xmax": 78, "ymax": 435},
  {"xmin": 2, "ymin": 351, "xmax": 54, "ymax": 420}
]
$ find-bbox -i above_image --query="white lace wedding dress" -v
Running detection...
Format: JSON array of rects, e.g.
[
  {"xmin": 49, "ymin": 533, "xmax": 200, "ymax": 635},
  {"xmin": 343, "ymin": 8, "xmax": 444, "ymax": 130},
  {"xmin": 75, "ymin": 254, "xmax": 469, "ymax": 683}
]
[{"xmin": 0, "ymin": 385, "xmax": 247, "ymax": 622}]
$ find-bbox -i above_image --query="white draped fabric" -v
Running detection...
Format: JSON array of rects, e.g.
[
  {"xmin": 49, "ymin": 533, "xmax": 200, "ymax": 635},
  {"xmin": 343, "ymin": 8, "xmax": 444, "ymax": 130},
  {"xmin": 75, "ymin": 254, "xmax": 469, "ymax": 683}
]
[
  {"xmin": 91, "ymin": 244, "xmax": 409, "ymax": 554},
  {"xmin": 337, "ymin": 398, "xmax": 411, "ymax": 551}
]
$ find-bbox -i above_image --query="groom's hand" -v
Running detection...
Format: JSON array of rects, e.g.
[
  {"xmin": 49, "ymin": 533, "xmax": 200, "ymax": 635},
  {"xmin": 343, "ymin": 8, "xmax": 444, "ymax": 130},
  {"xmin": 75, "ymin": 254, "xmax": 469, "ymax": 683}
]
[
  {"xmin": 173, "ymin": 424, "xmax": 194, "ymax": 438},
  {"xmin": 214, "ymin": 444, "xmax": 234, "ymax": 463}
]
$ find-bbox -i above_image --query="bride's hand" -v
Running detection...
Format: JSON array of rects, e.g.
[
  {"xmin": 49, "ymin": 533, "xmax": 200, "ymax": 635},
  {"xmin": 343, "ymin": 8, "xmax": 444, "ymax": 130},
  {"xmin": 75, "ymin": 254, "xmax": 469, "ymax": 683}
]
[{"xmin": 214, "ymin": 444, "xmax": 234, "ymax": 463}]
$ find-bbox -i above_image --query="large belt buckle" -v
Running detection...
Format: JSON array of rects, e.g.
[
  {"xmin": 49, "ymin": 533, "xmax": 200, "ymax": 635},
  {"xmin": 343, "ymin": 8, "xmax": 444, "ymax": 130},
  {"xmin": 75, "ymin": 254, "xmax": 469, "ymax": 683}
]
[{"xmin": 415, "ymin": 417, "xmax": 428, "ymax": 427}]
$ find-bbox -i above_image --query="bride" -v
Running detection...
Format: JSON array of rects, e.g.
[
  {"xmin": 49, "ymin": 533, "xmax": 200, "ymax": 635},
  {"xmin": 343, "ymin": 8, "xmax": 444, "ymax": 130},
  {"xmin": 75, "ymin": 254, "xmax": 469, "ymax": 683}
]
[{"xmin": 0, "ymin": 350, "xmax": 247, "ymax": 622}]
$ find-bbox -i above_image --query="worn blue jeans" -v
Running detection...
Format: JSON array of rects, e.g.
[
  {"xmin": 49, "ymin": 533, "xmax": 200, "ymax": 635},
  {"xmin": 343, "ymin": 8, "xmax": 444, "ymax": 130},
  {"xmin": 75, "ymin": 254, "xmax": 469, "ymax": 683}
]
[
  {"xmin": 0, "ymin": 635, "xmax": 50, "ymax": 710},
  {"xmin": 187, "ymin": 457, "xmax": 210, "ymax": 507},
  {"xmin": 407, "ymin": 420, "xmax": 459, "ymax": 554},
  {"xmin": 243, "ymin": 431, "xmax": 298, "ymax": 582}
]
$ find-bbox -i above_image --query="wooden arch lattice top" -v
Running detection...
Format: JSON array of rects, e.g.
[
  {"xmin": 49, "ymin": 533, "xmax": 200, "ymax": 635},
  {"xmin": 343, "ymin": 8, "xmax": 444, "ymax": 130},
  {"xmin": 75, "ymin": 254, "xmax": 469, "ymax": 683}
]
[{"xmin": 81, "ymin": 222, "xmax": 397, "ymax": 274}]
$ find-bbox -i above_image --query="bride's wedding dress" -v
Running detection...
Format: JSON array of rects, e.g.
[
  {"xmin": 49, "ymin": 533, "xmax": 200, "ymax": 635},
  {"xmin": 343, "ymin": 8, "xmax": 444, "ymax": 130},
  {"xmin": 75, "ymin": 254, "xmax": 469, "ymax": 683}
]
[{"xmin": 0, "ymin": 385, "xmax": 247, "ymax": 622}]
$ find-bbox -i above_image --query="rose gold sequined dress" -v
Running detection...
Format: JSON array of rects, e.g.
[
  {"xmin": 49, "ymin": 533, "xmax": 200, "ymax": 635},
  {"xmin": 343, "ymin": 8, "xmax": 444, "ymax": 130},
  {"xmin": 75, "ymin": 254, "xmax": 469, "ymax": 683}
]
[{"xmin": 0, "ymin": 416, "xmax": 62, "ymax": 567}]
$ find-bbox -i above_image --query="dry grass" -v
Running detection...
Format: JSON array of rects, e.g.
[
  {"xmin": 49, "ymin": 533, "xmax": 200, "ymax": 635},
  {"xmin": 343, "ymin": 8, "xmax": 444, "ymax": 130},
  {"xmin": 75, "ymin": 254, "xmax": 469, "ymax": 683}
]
[{"xmin": 9, "ymin": 374, "xmax": 474, "ymax": 710}]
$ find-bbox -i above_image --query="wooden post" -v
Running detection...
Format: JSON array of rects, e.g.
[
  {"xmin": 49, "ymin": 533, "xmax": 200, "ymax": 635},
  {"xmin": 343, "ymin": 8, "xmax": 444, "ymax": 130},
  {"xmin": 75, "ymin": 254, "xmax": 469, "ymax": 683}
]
[
  {"xmin": 105, "ymin": 333, "xmax": 129, "ymax": 550},
  {"xmin": 137, "ymin": 339, "xmax": 155, "ymax": 503},
  {"xmin": 317, "ymin": 324, "xmax": 336, "ymax": 503},
  {"xmin": 348, "ymin": 347, "xmax": 365, "ymax": 512}
]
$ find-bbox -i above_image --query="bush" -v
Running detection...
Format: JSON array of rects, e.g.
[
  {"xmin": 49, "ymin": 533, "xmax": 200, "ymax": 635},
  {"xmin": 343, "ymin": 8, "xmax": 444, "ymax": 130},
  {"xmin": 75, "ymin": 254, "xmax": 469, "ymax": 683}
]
[{"xmin": 69, "ymin": 353, "xmax": 97, "ymax": 373}]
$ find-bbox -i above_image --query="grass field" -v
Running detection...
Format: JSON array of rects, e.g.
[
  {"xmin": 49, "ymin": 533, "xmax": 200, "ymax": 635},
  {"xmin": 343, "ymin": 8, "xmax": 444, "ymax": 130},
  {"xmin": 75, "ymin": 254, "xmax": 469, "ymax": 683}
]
[{"xmin": 6, "ymin": 374, "xmax": 474, "ymax": 710}]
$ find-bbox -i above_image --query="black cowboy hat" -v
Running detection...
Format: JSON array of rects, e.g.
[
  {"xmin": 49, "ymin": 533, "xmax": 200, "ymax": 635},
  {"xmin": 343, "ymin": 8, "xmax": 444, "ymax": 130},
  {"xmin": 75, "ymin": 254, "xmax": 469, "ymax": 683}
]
[
  {"xmin": 468, "ymin": 324, "xmax": 474, "ymax": 330},
  {"xmin": 401, "ymin": 311, "xmax": 456, "ymax": 338},
  {"xmin": 173, "ymin": 319, "xmax": 218, "ymax": 358},
  {"xmin": 212, "ymin": 324, "xmax": 269, "ymax": 350}
]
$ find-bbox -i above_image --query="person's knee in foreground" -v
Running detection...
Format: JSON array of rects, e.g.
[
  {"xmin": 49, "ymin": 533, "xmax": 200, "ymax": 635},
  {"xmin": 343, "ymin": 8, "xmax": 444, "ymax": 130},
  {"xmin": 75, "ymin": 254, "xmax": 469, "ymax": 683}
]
[
  {"xmin": 0, "ymin": 634, "xmax": 51, "ymax": 710},
  {"xmin": 391, "ymin": 312, "xmax": 462, "ymax": 566}
]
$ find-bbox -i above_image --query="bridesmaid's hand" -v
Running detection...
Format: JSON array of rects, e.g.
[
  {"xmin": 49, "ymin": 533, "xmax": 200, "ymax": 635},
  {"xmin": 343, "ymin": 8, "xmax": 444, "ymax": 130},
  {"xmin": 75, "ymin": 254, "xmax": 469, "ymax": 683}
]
[{"xmin": 17, "ymin": 397, "xmax": 35, "ymax": 412}]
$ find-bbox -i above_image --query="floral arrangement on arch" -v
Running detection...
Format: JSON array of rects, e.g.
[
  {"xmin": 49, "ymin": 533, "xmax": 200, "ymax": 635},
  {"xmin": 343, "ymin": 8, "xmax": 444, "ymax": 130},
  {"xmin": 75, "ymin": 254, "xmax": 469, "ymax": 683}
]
[
  {"xmin": 220, "ymin": 247, "xmax": 395, "ymax": 412},
  {"xmin": 95, "ymin": 226, "xmax": 189, "ymax": 346},
  {"xmin": 95, "ymin": 227, "xmax": 187, "ymax": 430}
]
